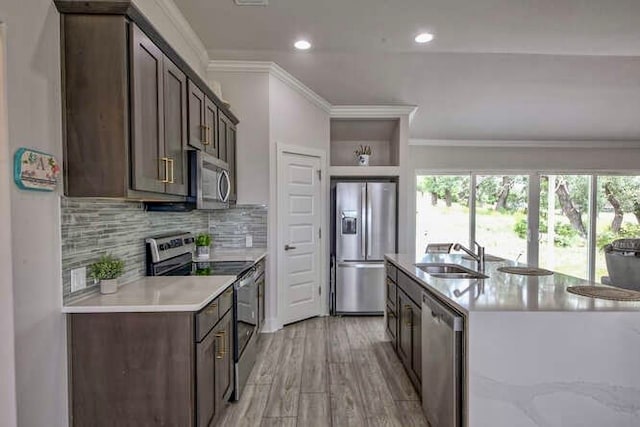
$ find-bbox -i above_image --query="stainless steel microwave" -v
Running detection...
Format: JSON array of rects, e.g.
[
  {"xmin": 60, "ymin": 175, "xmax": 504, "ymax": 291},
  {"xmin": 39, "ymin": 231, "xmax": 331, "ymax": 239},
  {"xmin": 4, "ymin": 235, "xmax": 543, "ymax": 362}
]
[{"xmin": 191, "ymin": 150, "xmax": 230, "ymax": 210}]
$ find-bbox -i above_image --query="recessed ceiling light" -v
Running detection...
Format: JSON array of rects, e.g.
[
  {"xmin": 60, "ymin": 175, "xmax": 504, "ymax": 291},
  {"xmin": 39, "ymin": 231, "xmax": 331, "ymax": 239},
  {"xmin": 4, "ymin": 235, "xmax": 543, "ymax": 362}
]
[
  {"xmin": 414, "ymin": 32, "xmax": 434, "ymax": 44},
  {"xmin": 294, "ymin": 40, "xmax": 312, "ymax": 50}
]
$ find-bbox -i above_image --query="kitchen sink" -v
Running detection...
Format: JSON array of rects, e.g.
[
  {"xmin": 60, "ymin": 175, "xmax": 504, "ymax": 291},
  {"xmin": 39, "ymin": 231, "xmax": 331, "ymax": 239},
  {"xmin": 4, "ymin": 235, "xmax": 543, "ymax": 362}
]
[{"xmin": 415, "ymin": 263, "xmax": 489, "ymax": 279}]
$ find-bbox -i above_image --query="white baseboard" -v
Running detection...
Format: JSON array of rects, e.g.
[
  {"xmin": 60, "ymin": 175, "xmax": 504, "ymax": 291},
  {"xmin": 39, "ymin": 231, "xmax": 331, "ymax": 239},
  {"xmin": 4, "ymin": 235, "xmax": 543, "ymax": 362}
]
[{"xmin": 261, "ymin": 317, "xmax": 282, "ymax": 333}]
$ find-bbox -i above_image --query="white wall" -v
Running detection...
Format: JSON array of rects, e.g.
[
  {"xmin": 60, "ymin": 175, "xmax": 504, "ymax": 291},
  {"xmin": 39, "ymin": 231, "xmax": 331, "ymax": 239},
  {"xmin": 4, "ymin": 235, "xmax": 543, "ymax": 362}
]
[
  {"xmin": 133, "ymin": 0, "xmax": 208, "ymax": 78},
  {"xmin": 268, "ymin": 75, "xmax": 330, "ymax": 327},
  {"xmin": 408, "ymin": 145, "xmax": 640, "ymax": 172},
  {"xmin": 0, "ymin": 1, "xmax": 210, "ymax": 425},
  {"xmin": 207, "ymin": 71, "xmax": 270, "ymax": 205},
  {"xmin": 0, "ymin": 23, "xmax": 17, "ymax": 427}
]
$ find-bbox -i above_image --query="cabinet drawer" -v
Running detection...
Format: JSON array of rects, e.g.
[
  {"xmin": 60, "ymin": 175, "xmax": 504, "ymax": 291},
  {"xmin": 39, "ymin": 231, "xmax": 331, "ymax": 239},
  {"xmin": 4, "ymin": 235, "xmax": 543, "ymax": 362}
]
[
  {"xmin": 196, "ymin": 298, "xmax": 219, "ymax": 342},
  {"xmin": 386, "ymin": 304, "xmax": 397, "ymax": 340},
  {"xmin": 386, "ymin": 262, "xmax": 397, "ymax": 282},
  {"xmin": 386, "ymin": 278, "xmax": 397, "ymax": 309},
  {"xmin": 398, "ymin": 271, "xmax": 423, "ymax": 307},
  {"xmin": 218, "ymin": 286, "xmax": 233, "ymax": 317}
]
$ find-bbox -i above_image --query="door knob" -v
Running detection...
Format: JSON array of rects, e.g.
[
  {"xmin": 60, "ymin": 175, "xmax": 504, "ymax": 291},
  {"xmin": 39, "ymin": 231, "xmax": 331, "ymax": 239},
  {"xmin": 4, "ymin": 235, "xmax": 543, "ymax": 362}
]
[{"xmin": 285, "ymin": 244, "xmax": 297, "ymax": 251}]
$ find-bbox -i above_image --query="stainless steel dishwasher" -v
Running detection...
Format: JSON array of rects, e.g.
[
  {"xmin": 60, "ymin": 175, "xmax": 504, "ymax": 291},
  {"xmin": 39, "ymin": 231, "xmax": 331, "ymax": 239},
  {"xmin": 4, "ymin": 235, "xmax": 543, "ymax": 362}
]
[{"xmin": 422, "ymin": 292, "xmax": 464, "ymax": 427}]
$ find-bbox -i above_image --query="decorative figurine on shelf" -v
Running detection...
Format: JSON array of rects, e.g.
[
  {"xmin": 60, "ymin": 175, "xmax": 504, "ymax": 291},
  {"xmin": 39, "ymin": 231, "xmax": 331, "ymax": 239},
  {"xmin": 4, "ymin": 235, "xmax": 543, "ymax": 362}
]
[
  {"xmin": 195, "ymin": 233, "xmax": 212, "ymax": 260},
  {"xmin": 354, "ymin": 145, "xmax": 372, "ymax": 166},
  {"xmin": 89, "ymin": 254, "xmax": 125, "ymax": 295}
]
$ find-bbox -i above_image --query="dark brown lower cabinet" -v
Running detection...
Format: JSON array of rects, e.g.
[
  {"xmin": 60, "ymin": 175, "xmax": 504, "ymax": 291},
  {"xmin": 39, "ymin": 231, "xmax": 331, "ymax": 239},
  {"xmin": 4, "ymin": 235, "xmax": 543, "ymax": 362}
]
[
  {"xmin": 68, "ymin": 289, "xmax": 234, "ymax": 427},
  {"xmin": 385, "ymin": 260, "xmax": 422, "ymax": 393}
]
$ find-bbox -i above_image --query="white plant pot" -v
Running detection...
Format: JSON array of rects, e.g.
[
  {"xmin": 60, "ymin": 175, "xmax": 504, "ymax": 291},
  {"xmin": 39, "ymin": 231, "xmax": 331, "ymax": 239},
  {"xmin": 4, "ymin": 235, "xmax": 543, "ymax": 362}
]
[
  {"xmin": 196, "ymin": 245, "xmax": 210, "ymax": 260},
  {"xmin": 357, "ymin": 154, "xmax": 370, "ymax": 166},
  {"xmin": 100, "ymin": 279, "xmax": 118, "ymax": 295}
]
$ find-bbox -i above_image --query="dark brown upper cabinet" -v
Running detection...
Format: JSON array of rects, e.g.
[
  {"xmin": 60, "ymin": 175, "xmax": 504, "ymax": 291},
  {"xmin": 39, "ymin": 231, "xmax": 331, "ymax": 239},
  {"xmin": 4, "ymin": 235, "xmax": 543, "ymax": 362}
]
[
  {"xmin": 56, "ymin": 1, "xmax": 238, "ymax": 200},
  {"xmin": 187, "ymin": 81, "xmax": 218, "ymax": 157},
  {"xmin": 218, "ymin": 110, "xmax": 237, "ymax": 203}
]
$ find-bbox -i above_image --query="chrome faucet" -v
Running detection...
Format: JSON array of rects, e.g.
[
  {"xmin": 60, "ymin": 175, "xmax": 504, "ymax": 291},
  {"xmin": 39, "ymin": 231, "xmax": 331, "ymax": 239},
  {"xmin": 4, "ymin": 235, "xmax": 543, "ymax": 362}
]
[{"xmin": 453, "ymin": 241, "xmax": 485, "ymax": 272}]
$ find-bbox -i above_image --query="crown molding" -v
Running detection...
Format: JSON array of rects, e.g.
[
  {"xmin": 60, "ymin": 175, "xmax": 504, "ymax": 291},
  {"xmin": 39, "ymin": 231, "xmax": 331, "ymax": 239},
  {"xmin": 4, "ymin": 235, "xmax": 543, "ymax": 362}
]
[
  {"xmin": 409, "ymin": 139, "xmax": 640, "ymax": 149},
  {"xmin": 331, "ymin": 105, "xmax": 418, "ymax": 122},
  {"xmin": 151, "ymin": 0, "xmax": 209, "ymax": 69},
  {"xmin": 207, "ymin": 60, "xmax": 332, "ymax": 113}
]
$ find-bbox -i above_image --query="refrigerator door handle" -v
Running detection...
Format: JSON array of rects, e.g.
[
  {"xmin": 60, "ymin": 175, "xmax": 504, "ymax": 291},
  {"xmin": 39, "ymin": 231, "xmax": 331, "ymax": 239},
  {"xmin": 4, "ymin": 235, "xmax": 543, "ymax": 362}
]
[
  {"xmin": 367, "ymin": 185, "xmax": 373, "ymax": 259},
  {"xmin": 337, "ymin": 262, "xmax": 386, "ymax": 269},
  {"xmin": 361, "ymin": 184, "xmax": 367, "ymax": 259}
]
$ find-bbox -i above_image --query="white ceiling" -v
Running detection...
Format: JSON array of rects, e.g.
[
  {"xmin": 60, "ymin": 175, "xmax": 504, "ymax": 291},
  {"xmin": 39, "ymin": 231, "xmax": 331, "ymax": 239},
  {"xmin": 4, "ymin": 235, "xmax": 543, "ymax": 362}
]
[
  {"xmin": 331, "ymin": 119, "xmax": 398, "ymax": 141},
  {"xmin": 174, "ymin": 0, "xmax": 640, "ymax": 140}
]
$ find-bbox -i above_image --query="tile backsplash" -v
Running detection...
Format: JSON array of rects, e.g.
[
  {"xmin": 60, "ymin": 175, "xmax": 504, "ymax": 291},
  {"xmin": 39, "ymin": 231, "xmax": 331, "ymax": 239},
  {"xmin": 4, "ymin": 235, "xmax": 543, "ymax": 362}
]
[
  {"xmin": 209, "ymin": 205, "xmax": 267, "ymax": 249},
  {"xmin": 61, "ymin": 198, "xmax": 210, "ymax": 301},
  {"xmin": 61, "ymin": 198, "xmax": 268, "ymax": 302}
]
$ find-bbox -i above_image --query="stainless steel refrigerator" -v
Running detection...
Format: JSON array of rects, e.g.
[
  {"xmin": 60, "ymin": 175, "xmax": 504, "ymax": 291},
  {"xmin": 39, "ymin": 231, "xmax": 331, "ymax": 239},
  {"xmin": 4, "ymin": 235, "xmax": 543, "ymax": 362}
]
[{"xmin": 334, "ymin": 181, "xmax": 397, "ymax": 314}]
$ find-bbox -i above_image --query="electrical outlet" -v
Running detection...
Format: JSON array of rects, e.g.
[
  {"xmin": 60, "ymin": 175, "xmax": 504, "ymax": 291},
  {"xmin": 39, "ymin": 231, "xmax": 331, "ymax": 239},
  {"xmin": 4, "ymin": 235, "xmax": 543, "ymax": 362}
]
[
  {"xmin": 245, "ymin": 235, "xmax": 253, "ymax": 248},
  {"xmin": 71, "ymin": 267, "xmax": 87, "ymax": 293}
]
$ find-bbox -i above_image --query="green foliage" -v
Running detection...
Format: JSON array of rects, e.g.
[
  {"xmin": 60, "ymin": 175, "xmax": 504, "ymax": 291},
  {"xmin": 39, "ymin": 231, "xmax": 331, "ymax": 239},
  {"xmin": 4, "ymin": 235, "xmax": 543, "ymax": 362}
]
[
  {"xmin": 416, "ymin": 176, "xmax": 469, "ymax": 204},
  {"xmin": 89, "ymin": 254, "xmax": 124, "ymax": 281},
  {"xmin": 513, "ymin": 218, "xmax": 579, "ymax": 247},
  {"xmin": 196, "ymin": 233, "xmax": 212, "ymax": 247},
  {"xmin": 553, "ymin": 223, "xmax": 579, "ymax": 247},
  {"xmin": 596, "ymin": 224, "xmax": 640, "ymax": 251}
]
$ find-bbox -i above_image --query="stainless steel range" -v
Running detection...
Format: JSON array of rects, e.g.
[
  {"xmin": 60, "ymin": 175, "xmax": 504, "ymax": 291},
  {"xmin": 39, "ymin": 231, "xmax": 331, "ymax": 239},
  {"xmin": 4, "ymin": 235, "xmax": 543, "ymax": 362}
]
[{"xmin": 145, "ymin": 232, "xmax": 260, "ymax": 400}]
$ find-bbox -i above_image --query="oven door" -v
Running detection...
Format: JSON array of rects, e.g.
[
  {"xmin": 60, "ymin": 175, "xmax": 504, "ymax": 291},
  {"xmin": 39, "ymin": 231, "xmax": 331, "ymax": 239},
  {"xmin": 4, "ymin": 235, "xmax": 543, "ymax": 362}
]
[{"xmin": 195, "ymin": 151, "xmax": 230, "ymax": 210}]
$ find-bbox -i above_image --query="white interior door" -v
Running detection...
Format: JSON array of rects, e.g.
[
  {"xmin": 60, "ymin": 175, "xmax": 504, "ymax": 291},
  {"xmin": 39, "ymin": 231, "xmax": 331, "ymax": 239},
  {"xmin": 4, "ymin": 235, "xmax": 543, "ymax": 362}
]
[{"xmin": 279, "ymin": 150, "xmax": 322, "ymax": 325}]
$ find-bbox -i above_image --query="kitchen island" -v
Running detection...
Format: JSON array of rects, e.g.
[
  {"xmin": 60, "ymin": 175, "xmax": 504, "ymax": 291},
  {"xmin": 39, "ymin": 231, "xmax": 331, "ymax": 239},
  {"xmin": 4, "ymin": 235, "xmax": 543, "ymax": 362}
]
[{"xmin": 385, "ymin": 253, "xmax": 640, "ymax": 427}]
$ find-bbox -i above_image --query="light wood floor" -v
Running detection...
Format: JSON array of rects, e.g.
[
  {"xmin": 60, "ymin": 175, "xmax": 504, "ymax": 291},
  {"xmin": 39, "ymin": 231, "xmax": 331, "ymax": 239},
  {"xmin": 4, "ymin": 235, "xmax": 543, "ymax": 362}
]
[{"xmin": 218, "ymin": 316, "xmax": 428, "ymax": 426}]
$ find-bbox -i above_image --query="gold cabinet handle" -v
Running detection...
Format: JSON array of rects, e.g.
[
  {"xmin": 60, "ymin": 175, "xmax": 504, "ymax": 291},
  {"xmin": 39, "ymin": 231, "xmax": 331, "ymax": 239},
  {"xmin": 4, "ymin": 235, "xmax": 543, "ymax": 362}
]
[
  {"xmin": 215, "ymin": 331, "xmax": 225, "ymax": 359},
  {"xmin": 205, "ymin": 303, "xmax": 218, "ymax": 315},
  {"xmin": 168, "ymin": 158, "xmax": 175, "ymax": 183},
  {"xmin": 160, "ymin": 157, "xmax": 170, "ymax": 183},
  {"xmin": 403, "ymin": 304, "xmax": 412, "ymax": 327},
  {"xmin": 200, "ymin": 125, "xmax": 208, "ymax": 144}
]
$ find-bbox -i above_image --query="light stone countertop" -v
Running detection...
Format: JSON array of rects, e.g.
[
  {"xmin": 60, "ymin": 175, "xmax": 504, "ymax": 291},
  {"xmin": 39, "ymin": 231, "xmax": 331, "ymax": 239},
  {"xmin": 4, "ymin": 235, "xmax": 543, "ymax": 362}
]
[
  {"xmin": 386, "ymin": 253, "xmax": 640, "ymax": 313},
  {"xmin": 193, "ymin": 248, "xmax": 267, "ymax": 263},
  {"xmin": 62, "ymin": 275, "xmax": 237, "ymax": 313}
]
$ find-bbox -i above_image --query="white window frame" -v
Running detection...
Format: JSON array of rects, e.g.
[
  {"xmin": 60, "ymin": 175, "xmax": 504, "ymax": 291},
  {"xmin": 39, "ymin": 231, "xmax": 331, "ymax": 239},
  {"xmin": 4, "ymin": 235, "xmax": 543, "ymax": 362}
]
[{"xmin": 414, "ymin": 169, "xmax": 640, "ymax": 282}]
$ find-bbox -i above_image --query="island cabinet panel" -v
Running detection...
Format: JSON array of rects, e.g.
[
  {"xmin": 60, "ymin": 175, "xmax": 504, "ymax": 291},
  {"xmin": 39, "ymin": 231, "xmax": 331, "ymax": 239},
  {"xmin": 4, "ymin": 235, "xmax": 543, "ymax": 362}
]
[
  {"xmin": 68, "ymin": 286, "xmax": 235, "ymax": 427},
  {"xmin": 385, "ymin": 260, "xmax": 422, "ymax": 392}
]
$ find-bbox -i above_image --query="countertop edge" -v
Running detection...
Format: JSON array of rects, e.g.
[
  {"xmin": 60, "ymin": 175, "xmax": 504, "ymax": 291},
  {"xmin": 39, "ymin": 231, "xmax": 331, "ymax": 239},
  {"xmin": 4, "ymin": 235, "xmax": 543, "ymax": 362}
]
[
  {"xmin": 62, "ymin": 276, "xmax": 237, "ymax": 314},
  {"xmin": 193, "ymin": 250, "xmax": 268, "ymax": 263}
]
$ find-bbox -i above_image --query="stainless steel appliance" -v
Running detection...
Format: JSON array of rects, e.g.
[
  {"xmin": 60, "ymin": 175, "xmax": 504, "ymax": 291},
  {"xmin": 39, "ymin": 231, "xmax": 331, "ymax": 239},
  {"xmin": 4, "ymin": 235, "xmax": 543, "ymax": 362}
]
[
  {"xmin": 422, "ymin": 292, "xmax": 464, "ymax": 427},
  {"xmin": 333, "ymin": 181, "xmax": 397, "ymax": 314},
  {"xmin": 145, "ymin": 232, "xmax": 260, "ymax": 401},
  {"xmin": 192, "ymin": 150, "xmax": 231, "ymax": 210}
]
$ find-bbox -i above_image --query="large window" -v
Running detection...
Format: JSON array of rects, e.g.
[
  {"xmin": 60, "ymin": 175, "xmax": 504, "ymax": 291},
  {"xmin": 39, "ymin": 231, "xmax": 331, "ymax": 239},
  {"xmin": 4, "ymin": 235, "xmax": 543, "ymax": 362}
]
[
  {"xmin": 416, "ymin": 175, "xmax": 469, "ymax": 255},
  {"xmin": 415, "ymin": 172, "xmax": 640, "ymax": 282},
  {"xmin": 476, "ymin": 175, "xmax": 528, "ymax": 261},
  {"xmin": 538, "ymin": 175, "xmax": 591, "ymax": 279}
]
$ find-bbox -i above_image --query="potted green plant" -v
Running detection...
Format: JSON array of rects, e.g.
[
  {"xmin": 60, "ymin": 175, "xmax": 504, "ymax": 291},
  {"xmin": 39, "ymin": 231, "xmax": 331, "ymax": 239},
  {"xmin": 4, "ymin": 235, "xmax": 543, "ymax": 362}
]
[
  {"xmin": 354, "ymin": 145, "xmax": 372, "ymax": 166},
  {"xmin": 195, "ymin": 233, "xmax": 212, "ymax": 259},
  {"xmin": 89, "ymin": 254, "xmax": 125, "ymax": 294}
]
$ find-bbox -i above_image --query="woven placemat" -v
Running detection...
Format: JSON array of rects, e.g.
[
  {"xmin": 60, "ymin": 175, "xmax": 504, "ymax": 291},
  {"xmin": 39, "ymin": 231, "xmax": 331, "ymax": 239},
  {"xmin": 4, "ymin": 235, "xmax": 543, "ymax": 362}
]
[
  {"xmin": 497, "ymin": 266, "xmax": 554, "ymax": 276},
  {"xmin": 567, "ymin": 286, "xmax": 640, "ymax": 301}
]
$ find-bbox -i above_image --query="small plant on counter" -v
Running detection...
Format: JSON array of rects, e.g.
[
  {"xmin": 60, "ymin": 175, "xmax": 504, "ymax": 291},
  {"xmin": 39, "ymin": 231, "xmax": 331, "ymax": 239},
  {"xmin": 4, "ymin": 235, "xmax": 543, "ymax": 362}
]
[
  {"xmin": 89, "ymin": 254, "xmax": 124, "ymax": 295},
  {"xmin": 195, "ymin": 233, "xmax": 212, "ymax": 259}
]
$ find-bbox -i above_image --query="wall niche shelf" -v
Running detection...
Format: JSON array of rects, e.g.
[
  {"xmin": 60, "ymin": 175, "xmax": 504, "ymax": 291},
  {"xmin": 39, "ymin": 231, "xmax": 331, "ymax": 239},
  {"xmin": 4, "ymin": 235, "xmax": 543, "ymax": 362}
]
[
  {"xmin": 330, "ymin": 118, "xmax": 400, "ymax": 167},
  {"xmin": 329, "ymin": 166, "xmax": 400, "ymax": 177}
]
